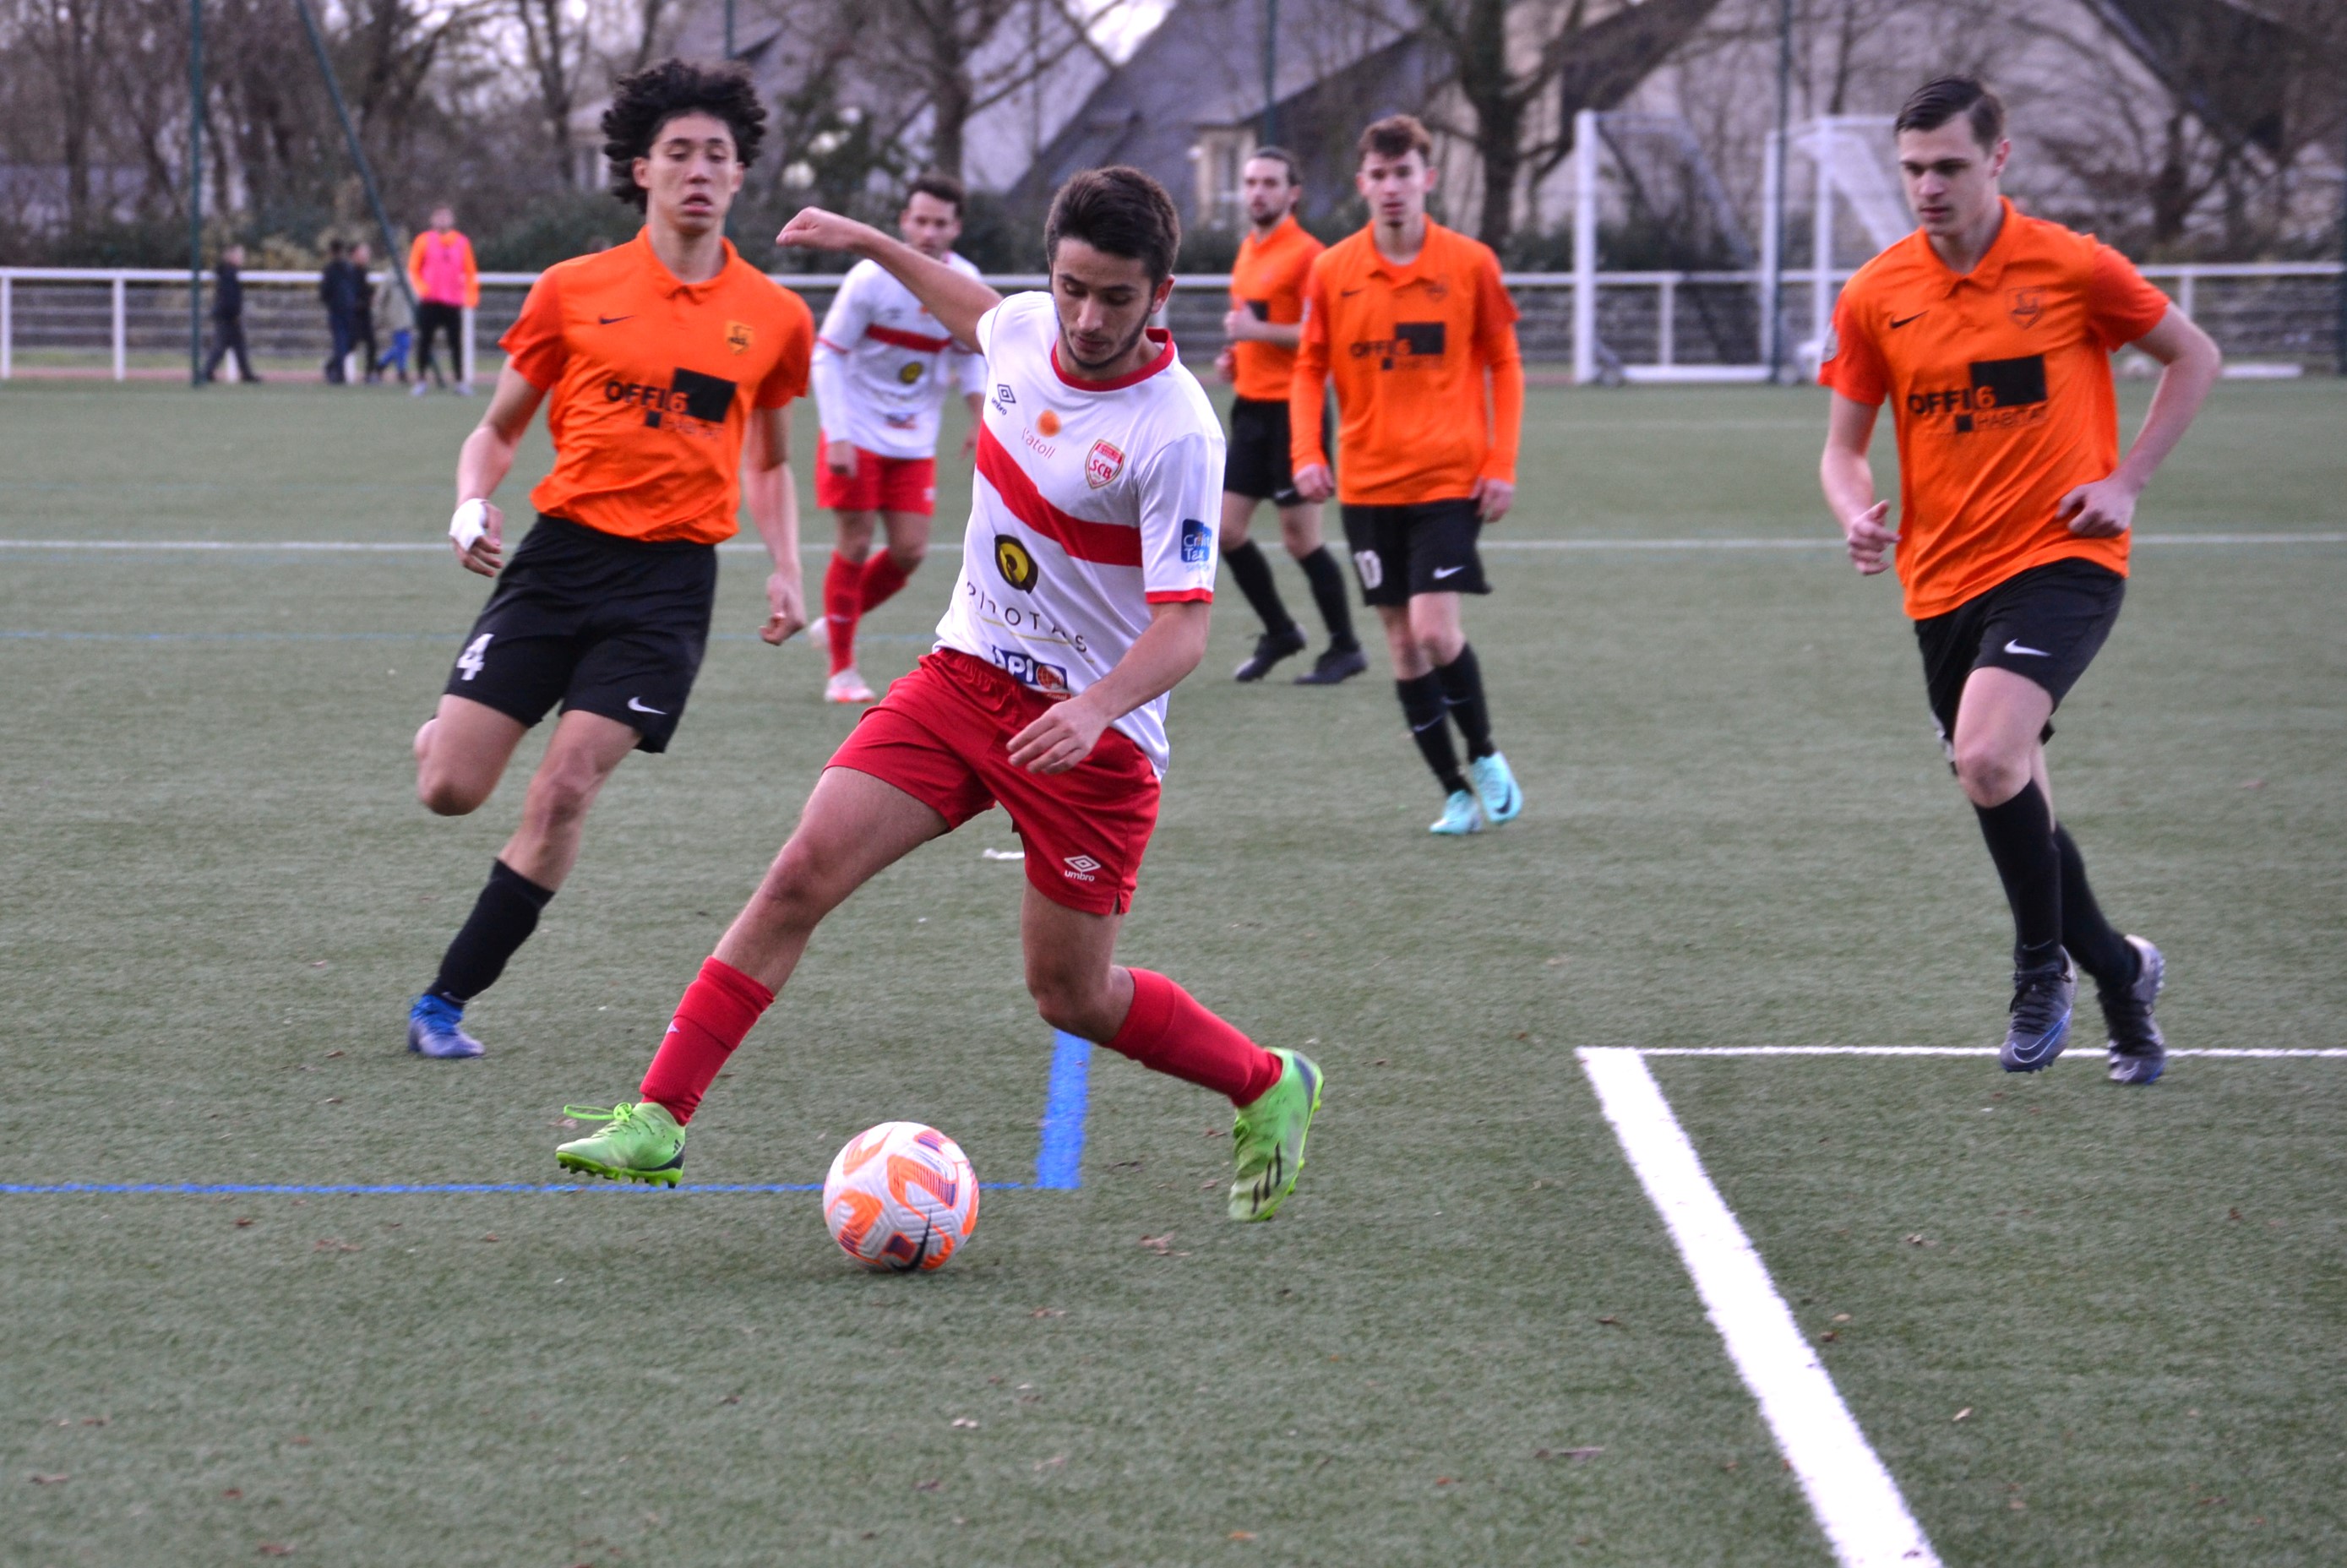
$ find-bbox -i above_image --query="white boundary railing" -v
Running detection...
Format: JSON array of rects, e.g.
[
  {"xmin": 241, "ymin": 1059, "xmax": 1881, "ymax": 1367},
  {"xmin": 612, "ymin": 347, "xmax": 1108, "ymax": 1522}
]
[{"xmin": 0, "ymin": 261, "xmax": 2338, "ymax": 382}]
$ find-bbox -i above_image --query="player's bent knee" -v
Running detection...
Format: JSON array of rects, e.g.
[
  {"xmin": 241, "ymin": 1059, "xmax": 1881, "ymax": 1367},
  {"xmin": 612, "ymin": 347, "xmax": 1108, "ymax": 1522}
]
[
  {"xmin": 417, "ymin": 772, "xmax": 490, "ymax": 817},
  {"xmin": 1952, "ymin": 745, "xmax": 2029, "ymax": 806}
]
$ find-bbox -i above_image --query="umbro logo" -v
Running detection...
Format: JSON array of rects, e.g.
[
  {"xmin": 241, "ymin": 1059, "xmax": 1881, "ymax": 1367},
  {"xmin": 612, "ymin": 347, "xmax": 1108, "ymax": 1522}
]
[
  {"xmin": 1062, "ymin": 854, "xmax": 1101, "ymax": 883},
  {"xmin": 994, "ymin": 384, "xmax": 1016, "ymax": 405}
]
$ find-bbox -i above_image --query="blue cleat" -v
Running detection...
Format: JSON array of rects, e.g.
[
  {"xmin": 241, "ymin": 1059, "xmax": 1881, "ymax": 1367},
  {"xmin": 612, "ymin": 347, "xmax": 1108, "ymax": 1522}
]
[
  {"xmin": 1429, "ymin": 789, "xmax": 1485, "ymax": 836},
  {"xmin": 406, "ymin": 993, "xmax": 484, "ymax": 1059},
  {"xmin": 1466, "ymin": 750, "xmax": 1522, "ymax": 825},
  {"xmin": 1998, "ymin": 955, "xmax": 2074, "ymax": 1073},
  {"xmin": 2102, "ymin": 935, "xmax": 2166, "ymax": 1086}
]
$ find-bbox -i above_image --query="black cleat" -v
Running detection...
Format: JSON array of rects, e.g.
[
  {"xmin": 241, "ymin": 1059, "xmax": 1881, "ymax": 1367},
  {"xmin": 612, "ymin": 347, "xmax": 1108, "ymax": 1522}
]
[
  {"xmin": 1999, "ymin": 954, "xmax": 2076, "ymax": 1072},
  {"xmin": 2101, "ymin": 934, "xmax": 2166, "ymax": 1085},
  {"xmin": 1293, "ymin": 645, "xmax": 1368, "ymax": 685},
  {"xmin": 1233, "ymin": 626, "xmax": 1308, "ymax": 682}
]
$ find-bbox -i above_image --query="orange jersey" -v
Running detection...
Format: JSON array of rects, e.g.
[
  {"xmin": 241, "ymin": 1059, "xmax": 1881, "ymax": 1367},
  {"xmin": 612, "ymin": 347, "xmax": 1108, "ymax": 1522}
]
[
  {"xmin": 500, "ymin": 230, "xmax": 814, "ymax": 545},
  {"xmin": 1290, "ymin": 220, "xmax": 1522, "ymax": 505},
  {"xmin": 1822, "ymin": 199, "xmax": 2172, "ymax": 619},
  {"xmin": 1228, "ymin": 215, "xmax": 1323, "ymax": 402}
]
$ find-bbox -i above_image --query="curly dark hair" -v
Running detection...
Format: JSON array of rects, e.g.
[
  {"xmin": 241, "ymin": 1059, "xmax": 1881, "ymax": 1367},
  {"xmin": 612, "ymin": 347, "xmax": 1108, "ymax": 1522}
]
[
  {"xmin": 1044, "ymin": 166, "xmax": 1181, "ymax": 281},
  {"xmin": 602, "ymin": 58, "xmax": 767, "ymax": 212}
]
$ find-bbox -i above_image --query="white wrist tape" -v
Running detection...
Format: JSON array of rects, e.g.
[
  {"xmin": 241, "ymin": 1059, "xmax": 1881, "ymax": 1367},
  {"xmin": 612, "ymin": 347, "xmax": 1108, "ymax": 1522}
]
[{"xmin": 449, "ymin": 498, "xmax": 489, "ymax": 552}]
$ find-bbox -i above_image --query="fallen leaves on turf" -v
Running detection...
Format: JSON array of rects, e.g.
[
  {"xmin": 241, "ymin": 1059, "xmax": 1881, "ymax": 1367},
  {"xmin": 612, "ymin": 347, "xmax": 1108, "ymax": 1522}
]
[
  {"xmin": 913, "ymin": 1478, "xmax": 942, "ymax": 1491},
  {"xmin": 234, "ymin": 1217, "xmax": 254, "ymax": 1228},
  {"xmin": 1029, "ymin": 1307, "xmax": 1065, "ymax": 1319},
  {"xmin": 1903, "ymin": 1233, "xmax": 1936, "ymax": 1247},
  {"xmin": 1033, "ymin": 1454, "xmax": 1066, "ymax": 1472},
  {"xmin": 950, "ymin": 1418, "xmax": 979, "ymax": 1429},
  {"xmin": 1228, "ymin": 1531, "xmax": 1256, "ymax": 1541},
  {"xmin": 1139, "ymin": 1233, "xmax": 1174, "ymax": 1255},
  {"xmin": 257, "ymin": 1544, "xmax": 295, "ymax": 1556},
  {"xmin": 29, "ymin": 1473, "xmax": 68, "ymax": 1484},
  {"xmin": 312, "ymin": 1239, "xmax": 358, "ymax": 1254},
  {"xmin": 1953, "ymin": 1407, "xmax": 1973, "ymax": 1423}
]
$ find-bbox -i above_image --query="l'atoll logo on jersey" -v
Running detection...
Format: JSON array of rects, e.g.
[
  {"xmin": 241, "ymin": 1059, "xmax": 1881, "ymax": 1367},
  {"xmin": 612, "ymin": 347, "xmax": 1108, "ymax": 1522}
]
[
  {"xmin": 1179, "ymin": 517, "xmax": 1211, "ymax": 565},
  {"xmin": 725, "ymin": 320, "xmax": 753, "ymax": 355},
  {"xmin": 994, "ymin": 534, "xmax": 1038, "ymax": 591},
  {"xmin": 1086, "ymin": 438, "xmax": 1125, "ymax": 490}
]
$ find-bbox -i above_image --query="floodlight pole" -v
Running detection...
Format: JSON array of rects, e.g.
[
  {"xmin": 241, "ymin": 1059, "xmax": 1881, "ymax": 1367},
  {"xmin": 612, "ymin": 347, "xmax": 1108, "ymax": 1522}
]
[
  {"xmin": 724, "ymin": 0, "xmax": 735, "ymax": 59},
  {"xmin": 2337, "ymin": 63, "xmax": 2345, "ymax": 375},
  {"xmin": 188, "ymin": 0, "xmax": 204, "ymax": 386},
  {"xmin": 1262, "ymin": 0, "xmax": 1279, "ymax": 146},
  {"xmin": 291, "ymin": 0, "xmax": 418, "ymax": 318},
  {"xmin": 1767, "ymin": 0, "xmax": 1791, "ymax": 383}
]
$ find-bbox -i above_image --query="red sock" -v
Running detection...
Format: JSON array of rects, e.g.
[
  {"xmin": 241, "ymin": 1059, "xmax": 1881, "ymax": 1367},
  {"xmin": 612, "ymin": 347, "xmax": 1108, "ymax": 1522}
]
[
  {"xmin": 857, "ymin": 550, "xmax": 912, "ymax": 614},
  {"xmin": 639, "ymin": 956, "xmax": 774, "ymax": 1124},
  {"xmin": 822, "ymin": 553, "xmax": 861, "ymax": 675},
  {"xmin": 1107, "ymin": 968, "xmax": 1283, "ymax": 1106}
]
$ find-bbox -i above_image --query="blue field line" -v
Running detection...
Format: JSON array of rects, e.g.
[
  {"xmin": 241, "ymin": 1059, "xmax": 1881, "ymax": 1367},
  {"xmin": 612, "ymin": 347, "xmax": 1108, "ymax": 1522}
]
[{"xmin": 1034, "ymin": 1032, "xmax": 1095, "ymax": 1190}]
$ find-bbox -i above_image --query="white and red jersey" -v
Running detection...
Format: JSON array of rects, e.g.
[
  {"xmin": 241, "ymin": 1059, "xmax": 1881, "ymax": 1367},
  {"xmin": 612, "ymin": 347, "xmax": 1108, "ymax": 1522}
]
[
  {"xmin": 812, "ymin": 254, "xmax": 988, "ymax": 459},
  {"xmin": 934, "ymin": 291, "xmax": 1225, "ymax": 775}
]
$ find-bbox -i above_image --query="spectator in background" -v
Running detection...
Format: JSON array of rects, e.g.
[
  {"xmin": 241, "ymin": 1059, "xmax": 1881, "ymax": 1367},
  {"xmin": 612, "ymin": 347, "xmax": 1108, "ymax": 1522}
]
[
  {"xmin": 374, "ymin": 248, "xmax": 416, "ymax": 384},
  {"xmin": 319, "ymin": 238, "xmax": 364, "ymax": 384},
  {"xmin": 407, "ymin": 204, "xmax": 478, "ymax": 396},
  {"xmin": 351, "ymin": 242, "xmax": 383, "ymax": 384},
  {"xmin": 202, "ymin": 243, "xmax": 261, "ymax": 384}
]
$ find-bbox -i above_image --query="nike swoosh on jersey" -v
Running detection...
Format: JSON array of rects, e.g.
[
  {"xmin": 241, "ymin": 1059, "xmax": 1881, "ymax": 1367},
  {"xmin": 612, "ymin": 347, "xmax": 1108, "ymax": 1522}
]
[
  {"xmin": 626, "ymin": 696, "xmax": 668, "ymax": 713},
  {"xmin": 2003, "ymin": 640, "xmax": 2050, "ymax": 657},
  {"xmin": 1890, "ymin": 312, "xmax": 1928, "ymax": 329},
  {"xmin": 598, "ymin": 314, "xmax": 636, "ymax": 325}
]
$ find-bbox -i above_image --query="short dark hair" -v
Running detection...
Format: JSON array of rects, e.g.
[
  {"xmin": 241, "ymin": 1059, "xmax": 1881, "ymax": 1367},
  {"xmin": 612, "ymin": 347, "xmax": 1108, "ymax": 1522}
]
[
  {"xmin": 1357, "ymin": 114, "xmax": 1433, "ymax": 166},
  {"xmin": 1895, "ymin": 76, "xmax": 2005, "ymax": 150},
  {"xmin": 602, "ymin": 57, "xmax": 767, "ymax": 212},
  {"xmin": 328, "ymin": 237, "xmax": 347, "ymax": 255},
  {"xmin": 1244, "ymin": 145, "xmax": 1302, "ymax": 187},
  {"xmin": 905, "ymin": 172, "xmax": 967, "ymax": 216},
  {"xmin": 1044, "ymin": 166, "xmax": 1180, "ymax": 281}
]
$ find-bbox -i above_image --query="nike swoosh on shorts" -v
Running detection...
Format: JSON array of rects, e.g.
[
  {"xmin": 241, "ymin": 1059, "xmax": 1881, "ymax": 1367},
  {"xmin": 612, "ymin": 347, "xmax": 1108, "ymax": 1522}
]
[
  {"xmin": 627, "ymin": 696, "xmax": 667, "ymax": 714},
  {"xmin": 2003, "ymin": 640, "xmax": 2050, "ymax": 657}
]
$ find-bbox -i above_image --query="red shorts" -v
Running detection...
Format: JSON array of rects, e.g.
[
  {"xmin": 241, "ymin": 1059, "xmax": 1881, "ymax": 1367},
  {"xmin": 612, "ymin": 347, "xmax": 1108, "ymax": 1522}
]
[
  {"xmin": 814, "ymin": 436, "xmax": 937, "ymax": 516},
  {"xmin": 826, "ymin": 650, "xmax": 1159, "ymax": 915}
]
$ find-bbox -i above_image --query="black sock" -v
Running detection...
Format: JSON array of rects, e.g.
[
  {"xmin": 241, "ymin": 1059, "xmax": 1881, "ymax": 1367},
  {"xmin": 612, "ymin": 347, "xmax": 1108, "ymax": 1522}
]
[
  {"xmin": 429, "ymin": 859, "xmax": 556, "ymax": 1004},
  {"xmin": 1434, "ymin": 644, "xmax": 1495, "ymax": 760},
  {"xmin": 1221, "ymin": 541, "xmax": 1297, "ymax": 639},
  {"xmin": 1397, "ymin": 674, "xmax": 1468, "ymax": 795},
  {"xmin": 2054, "ymin": 825, "xmax": 2135, "ymax": 988},
  {"xmin": 1973, "ymin": 782, "xmax": 2062, "ymax": 970},
  {"xmin": 1295, "ymin": 545, "xmax": 1357, "ymax": 650}
]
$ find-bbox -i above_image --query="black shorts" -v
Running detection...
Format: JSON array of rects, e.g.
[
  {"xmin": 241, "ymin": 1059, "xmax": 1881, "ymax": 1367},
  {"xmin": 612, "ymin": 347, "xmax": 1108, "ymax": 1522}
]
[
  {"xmin": 1914, "ymin": 558, "xmax": 2125, "ymax": 751},
  {"xmin": 1223, "ymin": 395, "xmax": 1325, "ymax": 508},
  {"xmin": 444, "ymin": 514, "xmax": 717, "ymax": 754},
  {"xmin": 1341, "ymin": 498, "xmax": 1487, "ymax": 607}
]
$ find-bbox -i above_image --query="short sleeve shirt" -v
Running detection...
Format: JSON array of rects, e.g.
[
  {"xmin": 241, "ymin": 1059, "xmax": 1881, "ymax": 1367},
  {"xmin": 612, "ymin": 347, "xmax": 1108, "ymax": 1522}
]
[
  {"xmin": 500, "ymin": 230, "xmax": 814, "ymax": 545},
  {"xmin": 813, "ymin": 253, "xmax": 986, "ymax": 460},
  {"xmin": 1822, "ymin": 200, "xmax": 2172, "ymax": 619},
  {"xmin": 1290, "ymin": 221, "xmax": 1521, "ymax": 504},
  {"xmin": 1228, "ymin": 215, "xmax": 1324, "ymax": 403},
  {"xmin": 934, "ymin": 292, "xmax": 1224, "ymax": 775}
]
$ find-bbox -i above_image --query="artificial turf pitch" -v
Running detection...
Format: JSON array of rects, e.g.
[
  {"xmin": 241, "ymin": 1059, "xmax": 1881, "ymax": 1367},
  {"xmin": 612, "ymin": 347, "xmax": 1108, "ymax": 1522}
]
[{"xmin": 2, "ymin": 375, "xmax": 2341, "ymax": 1565}]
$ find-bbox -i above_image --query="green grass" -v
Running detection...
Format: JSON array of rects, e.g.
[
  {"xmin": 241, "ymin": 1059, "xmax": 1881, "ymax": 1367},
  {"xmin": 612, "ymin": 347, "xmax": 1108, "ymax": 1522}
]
[{"xmin": 0, "ymin": 376, "xmax": 2341, "ymax": 1565}]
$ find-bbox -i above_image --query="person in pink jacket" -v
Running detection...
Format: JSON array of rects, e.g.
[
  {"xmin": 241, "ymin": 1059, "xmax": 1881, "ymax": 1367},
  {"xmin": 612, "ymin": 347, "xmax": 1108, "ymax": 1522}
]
[{"xmin": 407, "ymin": 205, "xmax": 479, "ymax": 395}]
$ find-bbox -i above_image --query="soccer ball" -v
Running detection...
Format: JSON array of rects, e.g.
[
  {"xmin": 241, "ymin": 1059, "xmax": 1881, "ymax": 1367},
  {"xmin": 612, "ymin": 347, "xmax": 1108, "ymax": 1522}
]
[{"xmin": 821, "ymin": 1121, "xmax": 979, "ymax": 1272}]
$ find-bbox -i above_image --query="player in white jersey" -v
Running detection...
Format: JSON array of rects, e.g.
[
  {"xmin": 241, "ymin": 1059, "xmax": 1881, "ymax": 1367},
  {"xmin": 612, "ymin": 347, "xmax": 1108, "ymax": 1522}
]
[
  {"xmin": 809, "ymin": 174, "xmax": 988, "ymax": 703},
  {"xmin": 553, "ymin": 167, "xmax": 1324, "ymax": 1226}
]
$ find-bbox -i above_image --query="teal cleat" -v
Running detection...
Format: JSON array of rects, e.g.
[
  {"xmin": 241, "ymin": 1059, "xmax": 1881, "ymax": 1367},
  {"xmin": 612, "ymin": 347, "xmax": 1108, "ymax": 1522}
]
[
  {"xmin": 1430, "ymin": 789, "xmax": 1485, "ymax": 836},
  {"xmin": 555, "ymin": 1102, "xmax": 686, "ymax": 1186},
  {"xmin": 1467, "ymin": 751, "xmax": 1522, "ymax": 824},
  {"xmin": 1229, "ymin": 1048, "xmax": 1322, "ymax": 1222}
]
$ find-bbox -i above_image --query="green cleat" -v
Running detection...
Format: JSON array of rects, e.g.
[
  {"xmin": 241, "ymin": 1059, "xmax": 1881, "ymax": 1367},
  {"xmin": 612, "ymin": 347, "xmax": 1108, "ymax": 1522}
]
[
  {"xmin": 1228, "ymin": 1048, "xmax": 1322, "ymax": 1222},
  {"xmin": 555, "ymin": 1101, "xmax": 685, "ymax": 1186},
  {"xmin": 1429, "ymin": 789, "xmax": 1485, "ymax": 836}
]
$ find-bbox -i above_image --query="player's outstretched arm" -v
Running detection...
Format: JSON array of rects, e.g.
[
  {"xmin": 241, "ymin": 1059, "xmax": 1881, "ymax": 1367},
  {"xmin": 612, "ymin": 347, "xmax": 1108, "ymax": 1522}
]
[
  {"xmin": 1822, "ymin": 392, "xmax": 1898, "ymax": 575},
  {"xmin": 448, "ymin": 365, "xmax": 547, "ymax": 576},
  {"xmin": 2057, "ymin": 306, "xmax": 2222, "ymax": 539},
  {"xmin": 1006, "ymin": 602, "xmax": 1211, "ymax": 776},
  {"xmin": 777, "ymin": 208, "xmax": 1001, "ymax": 351},
  {"xmin": 743, "ymin": 405, "xmax": 805, "ymax": 644}
]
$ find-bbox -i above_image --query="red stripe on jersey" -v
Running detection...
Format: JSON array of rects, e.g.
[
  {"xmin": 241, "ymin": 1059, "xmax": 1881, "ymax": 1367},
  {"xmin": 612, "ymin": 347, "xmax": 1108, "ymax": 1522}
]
[
  {"xmin": 866, "ymin": 323, "xmax": 956, "ymax": 353},
  {"xmin": 975, "ymin": 423, "xmax": 1143, "ymax": 567},
  {"xmin": 1146, "ymin": 588, "xmax": 1212, "ymax": 603}
]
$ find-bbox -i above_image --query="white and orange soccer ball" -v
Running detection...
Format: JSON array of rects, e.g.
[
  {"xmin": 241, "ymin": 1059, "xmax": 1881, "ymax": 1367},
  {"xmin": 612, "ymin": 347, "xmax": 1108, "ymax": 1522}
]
[{"xmin": 821, "ymin": 1121, "xmax": 979, "ymax": 1272}]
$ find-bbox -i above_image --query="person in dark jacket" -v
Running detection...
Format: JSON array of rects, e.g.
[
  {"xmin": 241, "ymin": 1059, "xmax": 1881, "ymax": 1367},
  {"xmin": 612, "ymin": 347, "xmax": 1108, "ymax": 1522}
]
[
  {"xmin": 319, "ymin": 239, "xmax": 364, "ymax": 383},
  {"xmin": 202, "ymin": 244, "xmax": 261, "ymax": 383},
  {"xmin": 350, "ymin": 241, "xmax": 383, "ymax": 383}
]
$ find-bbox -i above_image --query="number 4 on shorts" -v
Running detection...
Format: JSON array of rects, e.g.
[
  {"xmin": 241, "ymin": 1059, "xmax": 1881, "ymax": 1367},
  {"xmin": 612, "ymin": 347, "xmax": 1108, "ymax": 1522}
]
[{"xmin": 456, "ymin": 632, "xmax": 493, "ymax": 682}]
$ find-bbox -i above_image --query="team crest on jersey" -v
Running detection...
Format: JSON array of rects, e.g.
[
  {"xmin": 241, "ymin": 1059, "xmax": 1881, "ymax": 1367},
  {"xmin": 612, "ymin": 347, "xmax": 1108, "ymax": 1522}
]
[
  {"xmin": 994, "ymin": 534, "xmax": 1038, "ymax": 591},
  {"xmin": 1424, "ymin": 273, "xmax": 1451, "ymax": 302},
  {"xmin": 725, "ymin": 320, "xmax": 753, "ymax": 355},
  {"xmin": 1086, "ymin": 438, "xmax": 1125, "ymax": 490},
  {"xmin": 2007, "ymin": 288, "xmax": 2044, "ymax": 329},
  {"xmin": 898, "ymin": 361, "xmax": 924, "ymax": 384}
]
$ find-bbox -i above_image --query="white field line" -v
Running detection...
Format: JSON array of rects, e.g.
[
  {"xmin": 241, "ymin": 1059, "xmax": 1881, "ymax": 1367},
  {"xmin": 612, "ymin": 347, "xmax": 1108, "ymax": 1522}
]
[
  {"xmin": 0, "ymin": 532, "xmax": 2340, "ymax": 555},
  {"xmin": 1579, "ymin": 1047, "xmax": 1940, "ymax": 1568},
  {"xmin": 1636, "ymin": 1046, "xmax": 2347, "ymax": 1059}
]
